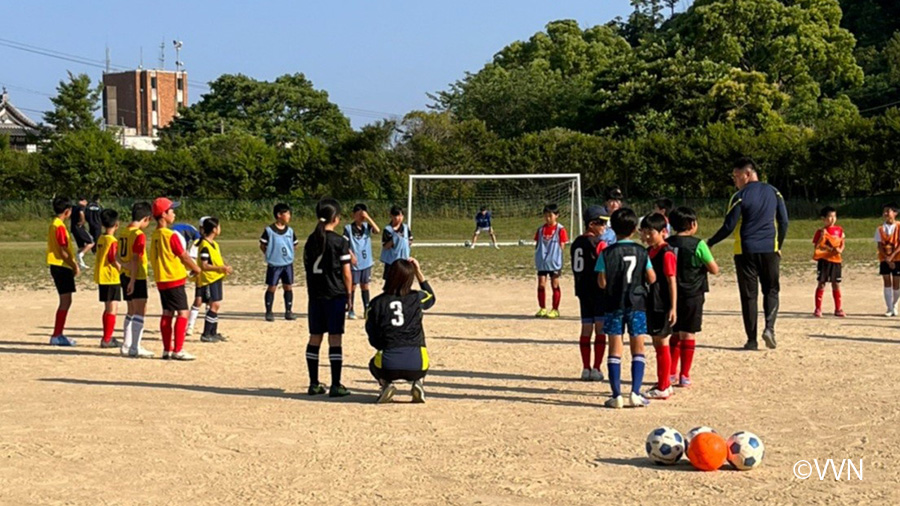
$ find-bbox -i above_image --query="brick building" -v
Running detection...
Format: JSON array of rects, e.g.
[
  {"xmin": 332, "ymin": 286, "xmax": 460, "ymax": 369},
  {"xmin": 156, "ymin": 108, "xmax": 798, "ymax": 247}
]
[{"xmin": 102, "ymin": 69, "xmax": 187, "ymax": 137}]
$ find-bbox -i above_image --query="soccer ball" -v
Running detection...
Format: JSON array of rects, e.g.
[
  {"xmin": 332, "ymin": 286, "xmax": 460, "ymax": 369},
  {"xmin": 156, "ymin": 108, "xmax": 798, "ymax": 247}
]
[
  {"xmin": 686, "ymin": 426, "xmax": 717, "ymax": 450},
  {"xmin": 645, "ymin": 426, "xmax": 685, "ymax": 465},
  {"xmin": 686, "ymin": 432, "xmax": 728, "ymax": 472},
  {"xmin": 464, "ymin": 240, "xmax": 472, "ymax": 248},
  {"xmin": 518, "ymin": 239, "xmax": 527, "ymax": 246},
  {"xmin": 726, "ymin": 431, "xmax": 765, "ymax": 471}
]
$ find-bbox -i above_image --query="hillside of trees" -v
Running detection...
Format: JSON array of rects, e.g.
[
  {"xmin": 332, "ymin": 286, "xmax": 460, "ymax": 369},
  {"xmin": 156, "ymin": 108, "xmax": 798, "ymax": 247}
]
[{"xmin": 1, "ymin": 0, "xmax": 898, "ymax": 202}]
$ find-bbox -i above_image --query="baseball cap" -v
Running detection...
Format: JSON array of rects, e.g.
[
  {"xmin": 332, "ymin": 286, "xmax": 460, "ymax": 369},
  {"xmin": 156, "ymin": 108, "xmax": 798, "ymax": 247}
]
[
  {"xmin": 584, "ymin": 205, "xmax": 609, "ymax": 224},
  {"xmin": 152, "ymin": 197, "xmax": 180, "ymax": 218}
]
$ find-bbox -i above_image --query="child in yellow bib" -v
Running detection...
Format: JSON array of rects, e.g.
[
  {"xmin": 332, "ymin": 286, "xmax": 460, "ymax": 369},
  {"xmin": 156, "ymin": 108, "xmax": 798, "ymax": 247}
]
[
  {"xmin": 197, "ymin": 217, "xmax": 233, "ymax": 342},
  {"xmin": 47, "ymin": 197, "xmax": 80, "ymax": 346},
  {"xmin": 95, "ymin": 209, "xmax": 123, "ymax": 348},
  {"xmin": 119, "ymin": 202, "xmax": 154, "ymax": 358}
]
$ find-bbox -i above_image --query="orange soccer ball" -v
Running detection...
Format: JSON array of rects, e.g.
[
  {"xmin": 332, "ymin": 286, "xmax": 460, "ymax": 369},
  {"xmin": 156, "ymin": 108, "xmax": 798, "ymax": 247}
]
[{"xmin": 686, "ymin": 432, "xmax": 728, "ymax": 471}]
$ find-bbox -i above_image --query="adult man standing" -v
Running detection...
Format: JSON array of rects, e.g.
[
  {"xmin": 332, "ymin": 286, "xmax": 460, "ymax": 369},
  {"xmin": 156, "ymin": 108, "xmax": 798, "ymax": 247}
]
[
  {"xmin": 85, "ymin": 195, "xmax": 102, "ymax": 249},
  {"xmin": 70, "ymin": 196, "xmax": 94, "ymax": 269},
  {"xmin": 708, "ymin": 157, "xmax": 789, "ymax": 350}
]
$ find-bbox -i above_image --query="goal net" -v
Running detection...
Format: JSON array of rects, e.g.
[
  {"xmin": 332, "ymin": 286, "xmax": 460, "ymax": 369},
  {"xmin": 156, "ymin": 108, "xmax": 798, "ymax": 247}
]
[{"xmin": 407, "ymin": 174, "xmax": 583, "ymax": 247}]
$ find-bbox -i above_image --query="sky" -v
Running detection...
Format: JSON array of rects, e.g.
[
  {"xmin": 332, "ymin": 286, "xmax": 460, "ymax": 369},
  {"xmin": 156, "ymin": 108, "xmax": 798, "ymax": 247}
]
[{"xmin": 0, "ymin": 1, "xmax": 665, "ymax": 128}]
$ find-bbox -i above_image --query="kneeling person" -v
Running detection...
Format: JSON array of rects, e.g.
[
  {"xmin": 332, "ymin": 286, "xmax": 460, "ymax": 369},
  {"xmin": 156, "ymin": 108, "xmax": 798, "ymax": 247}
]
[{"xmin": 367, "ymin": 258, "xmax": 435, "ymax": 404}]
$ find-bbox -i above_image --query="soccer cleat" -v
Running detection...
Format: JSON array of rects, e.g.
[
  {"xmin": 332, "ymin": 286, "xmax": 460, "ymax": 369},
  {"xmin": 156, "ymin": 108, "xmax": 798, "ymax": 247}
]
[
  {"xmin": 535, "ymin": 308, "xmax": 548, "ymax": 318},
  {"xmin": 762, "ymin": 328, "xmax": 777, "ymax": 349},
  {"xmin": 171, "ymin": 351, "xmax": 196, "ymax": 361},
  {"xmin": 214, "ymin": 334, "xmax": 229, "ymax": 342},
  {"xmin": 885, "ymin": 310, "xmax": 894, "ymax": 317},
  {"xmin": 604, "ymin": 395, "xmax": 624, "ymax": 409},
  {"xmin": 50, "ymin": 335, "xmax": 76, "ymax": 346},
  {"xmin": 265, "ymin": 312, "xmax": 275, "ymax": 322},
  {"xmin": 628, "ymin": 392, "xmax": 650, "ymax": 408},
  {"xmin": 743, "ymin": 340, "xmax": 759, "ymax": 351},
  {"xmin": 347, "ymin": 310, "xmax": 357, "ymax": 320},
  {"xmin": 308, "ymin": 383, "xmax": 327, "ymax": 396},
  {"xmin": 813, "ymin": 308, "xmax": 822, "ymax": 318},
  {"xmin": 376, "ymin": 383, "xmax": 396, "ymax": 404},
  {"xmin": 185, "ymin": 326, "xmax": 194, "ymax": 336},
  {"xmin": 411, "ymin": 380, "xmax": 426, "ymax": 403},
  {"xmin": 678, "ymin": 376, "xmax": 692, "ymax": 388},
  {"xmin": 590, "ymin": 368, "xmax": 604, "ymax": 381},
  {"xmin": 200, "ymin": 334, "xmax": 218, "ymax": 343},
  {"xmin": 133, "ymin": 347, "xmax": 155, "ymax": 359},
  {"xmin": 329, "ymin": 384, "xmax": 351, "ymax": 397},
  {"xmin": 547, "ymin": 309, "xmax": 560, "ymax": 319},
  {"xmin": 100, "ymin": 338, "xmax": 121, "ymax": 349},
  {"xmin": 581, "ymin": 368, "xmax": 591, "ymax": 381},
  {"xmin": 494, "ymin": 244, "xmax": 500, "ymax": 250},
  {"xmin": 161, "ymin": 351, "xmax": 173, "ymax": 360},
  {"xmin": 644, "ymin": 387, "xmax": 671, "ymax": 400},
  {"xmin": 120, "ymin": 346, "xmax": 131, "ymax": 357},
  {"xmin": 285, "ymin": 311, "xmax": 296, "ymax": 321},
  {"xmin": 834, "ymin": 309, "xmax": 846, "ymax": 318},
  {"xmin": 669, "ymin": 375, "xmax": 677, "ymax": 387}
]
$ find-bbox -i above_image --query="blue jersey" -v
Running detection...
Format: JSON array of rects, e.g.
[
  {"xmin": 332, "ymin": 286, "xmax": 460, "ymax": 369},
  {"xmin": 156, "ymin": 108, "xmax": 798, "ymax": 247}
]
[
  {"xmin": 381, "ymin": 224, "xmax": 412, "ymax": 265},
  {"xmin": 535, "ymin": 224, "xmax": 564, "ymax": 272},
  {"xmin": 260, "ymin": 224, "xmax": 297, "ymax": 267},
  {"xmin": 707, "ymin": 181, "xmax": 789, "ymax": 255},
  {"xmin": 171, "ymin": 224, "xmax": 201, "ymax": 250},
  {"xmin": 475, "ymin": 211, "xmax": 492, "ymax": 228},
  {"xmin": 344, "ymin": 222, "xmax": 374, "ymax": 271}
]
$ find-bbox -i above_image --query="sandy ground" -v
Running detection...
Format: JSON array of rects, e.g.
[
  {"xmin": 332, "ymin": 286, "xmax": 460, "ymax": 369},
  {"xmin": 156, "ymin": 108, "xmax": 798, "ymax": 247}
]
[{"xmin": 0, "ymin": 269, "xmax": 897, "ymax": 505}]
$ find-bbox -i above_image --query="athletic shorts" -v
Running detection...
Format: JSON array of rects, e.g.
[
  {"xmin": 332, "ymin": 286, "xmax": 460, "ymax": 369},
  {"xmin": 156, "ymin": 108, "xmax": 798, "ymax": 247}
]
[
  {"xmin": 194, "ymin": 284, "xmax": 206, "ymax": 301},
  {"xmin": 537, "ymin": 270, "xmax": 562, "ymax": 278},
  {"xmin": 120, "ymin": 274, "xmax": 148, "ymax": 301},
  {"xmin": 577, "ymin": 295, "xmax": 604, "ymax": 324},
  {"xmin": 308, "ymin": 296, "xmax": 347, "ymax": 335},
  {"xmin": 158, "ymin": 286, "xmax": 189, "ymax": 312},
  {"xmin": 202, "ymin": 280, "xmax": 224, "ymax": 303},
  {"xmin": 73, "ymin": 227, "xmax": 93, "ymax": 248},
  {"xmin": 605, "ymin": 309, "xmax": 647, "ymax": 336},
  {"xmin": 673, "ymin": 294, "xmax": 705, "ymax": 334},
  {"xmin": 879, "ymin": 261, "xmax": 900, "ymax": 276},
  {"xmin": 352, "ymin": 267, "xmax": 373, "ymax": 286},
  {"xmin": 474, "ymin": 227, "xmax": 492, "ymax": 235},
  {"xmin": 265, "ymin": 264, "xmax": 294, "ymax": 286},
  {"xmin": 98, "ymin": 284, "xmax": 122, "ymax": 302},
  {"xmin": 647, "ymin": 311, "xmax": 672, "ymax": 337},
  {"xmin": 817, "ymin": 260, "xmax": 842, "ymax": 284},
  {"xmin": 50, "ymin": 266, "xmax": 76, "ymax": 295}
]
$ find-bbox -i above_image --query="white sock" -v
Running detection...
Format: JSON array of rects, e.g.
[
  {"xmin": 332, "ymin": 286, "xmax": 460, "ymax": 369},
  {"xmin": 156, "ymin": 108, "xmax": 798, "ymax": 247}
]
[
  {"xmin": 77, "ymin": 252, "xmax": 84, "ymax": 264},
  {"xmin": 131, "ymin": 315, "xmax": 145, "ymax": 350},
  {"xmin": 893, "ymin": 290, "xmax": 900, "ymax": 310},
  {"xmin": 188, "ymin": 305, "xmax": 201, "ymax": 329},
  {"xmin": 885, "ymin": 288, "xmax": 893, "ymax": 311},
  {"xmin": 123, "ymin": 315, "xmax": 133, "ymax": 349}
]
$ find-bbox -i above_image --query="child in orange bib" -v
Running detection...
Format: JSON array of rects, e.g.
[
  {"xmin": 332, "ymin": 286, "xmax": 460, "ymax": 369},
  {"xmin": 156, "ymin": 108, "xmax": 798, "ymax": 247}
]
[
  {"xmin": 812, "ymin": 206, "xmax": 845, "ymax": 317},
  {"xmin": 876, "ymin": 202, "xmax": 900, "ymax": 317}
]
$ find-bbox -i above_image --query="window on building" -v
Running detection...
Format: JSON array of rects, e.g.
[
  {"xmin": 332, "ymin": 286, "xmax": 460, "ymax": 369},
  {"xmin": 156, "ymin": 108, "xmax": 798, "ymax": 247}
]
[
  {"xmin": 177, "ymin": 78, "xmax": 183, "ymax": 90},
  {"xmin": 152, "ymin": 101, "xmax": 157, "ymax": 111},
  {"xmin": 151, "ymin": 77, "xmax": 157, "ymax": 89}
]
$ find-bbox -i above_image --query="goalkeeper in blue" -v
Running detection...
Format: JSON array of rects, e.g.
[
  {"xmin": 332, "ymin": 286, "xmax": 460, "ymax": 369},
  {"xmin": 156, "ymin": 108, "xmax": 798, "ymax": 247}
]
[{"xmin": 470, "ymin": 206, "xmax": 499, "ymax": 249}]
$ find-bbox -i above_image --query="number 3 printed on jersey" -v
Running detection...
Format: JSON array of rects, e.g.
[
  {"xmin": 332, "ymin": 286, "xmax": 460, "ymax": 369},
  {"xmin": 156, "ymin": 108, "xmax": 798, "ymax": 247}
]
[{"xmin": 389, "ymin": 300, "xmax": 404, "ymax": 326}]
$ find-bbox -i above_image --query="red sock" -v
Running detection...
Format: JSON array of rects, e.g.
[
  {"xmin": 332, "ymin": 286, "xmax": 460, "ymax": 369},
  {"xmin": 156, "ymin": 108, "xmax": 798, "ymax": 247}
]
[
  {"xmin": 537, "ymin": 286, "xmax": 546, "ymax": 309},
  {"xmin": 174, "ymin": 316, "xmax": 188, "ymax": 352},
  {"xmin": 669, "ymin": 335, "xmax": 681, "ymax": 376},
  {"xmin": 552, "ymin": 287, "xmax": 561, "ymax": 310},
  {"xmin": 833, "ymin": 289, "xmax": 842, "ymax": 311},
  {"xmin": 680, "ymin": 339, "xmax": 696, "ymax": 378},
  {"xmin": 593, "ymin": 335, "xmax": 606, "ymax": 370},
  {"xmin": 160, "ymin": 315, "xmax": 173, "ymax": 352},
  {"xmin": 102, "ymin": 313, "xmax": 116, "ymax": 343},
  {"xmin": 815, "ymin": 287, "xmax": 824, "ymax": 311},
  {"xmin": 655, "ymin": 344, "xmax": 671, "ymax": 390},
  {"xmin": 579, "ymin": 336, "xmax": 591, "ymax": 369},
  {"xmin": 53, "ymin": 309, "xmax": 68, "ymax": 337}
]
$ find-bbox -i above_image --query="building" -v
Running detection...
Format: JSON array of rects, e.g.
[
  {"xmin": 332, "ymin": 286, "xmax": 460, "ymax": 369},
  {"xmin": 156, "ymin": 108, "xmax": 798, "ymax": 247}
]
[
  {"xmin": 102, "ymin": 69, "xmax": 187, "ymax": 137},
  {"xmin": 0, "ymin": 88, "xmax": 40, "ymax": 152}
]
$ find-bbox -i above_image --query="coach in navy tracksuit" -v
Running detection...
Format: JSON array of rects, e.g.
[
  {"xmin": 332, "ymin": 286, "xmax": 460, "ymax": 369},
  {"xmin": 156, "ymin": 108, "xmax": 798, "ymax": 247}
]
[{"xmin": 708, "ymin": 157, "xmax": 789, "ymax": 351}]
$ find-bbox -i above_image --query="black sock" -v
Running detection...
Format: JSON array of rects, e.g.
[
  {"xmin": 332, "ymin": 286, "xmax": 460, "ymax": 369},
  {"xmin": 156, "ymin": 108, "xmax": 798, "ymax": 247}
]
[
  {"xmin": 350, "ymin": 290, "xmax": 356, "ymax": 309},
  {"xmin": 362, "ymin": 290, "xmax": 370, "ymax": 309},
  {"xmin": 329, "ymin": 346, "xmax": 343, "ymax": 387},
  {"xmin": 284, "ymin": 291, "xmax": 293, "ymax": 313},
  {"xmin": 265, "ymin": 291, "xmax": 274, "ymax": 314},
  {"xmin": 203, "ymin": 310, "xmax": 218, "ymax": 336},
  {"xmin": 306, "ymin": 345, "xmax": 320, "ymax": 386}
]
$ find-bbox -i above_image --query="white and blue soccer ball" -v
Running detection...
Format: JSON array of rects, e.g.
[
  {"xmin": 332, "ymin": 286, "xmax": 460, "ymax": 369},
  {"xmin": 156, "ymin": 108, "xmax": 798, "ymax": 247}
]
[
  {"xmin": 726, "ymin": 431, "xmax": 765, "ymax": 470},
  {"xmin": 686, "ymin": 426, "xmax": 718, "ymax": 451},
  {"xmin": 645, "ymin": 426, "xmax": 685, "ymax": 465}
]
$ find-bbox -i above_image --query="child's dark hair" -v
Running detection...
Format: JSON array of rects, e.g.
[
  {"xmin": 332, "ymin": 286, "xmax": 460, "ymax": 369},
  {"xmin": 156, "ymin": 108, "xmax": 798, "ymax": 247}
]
[
  {"xmin": 820, "ymin": 206, "xmax": 837, "ymax": 218},
  {"xmin": 640, "ymin": 213, "xmax": 668, "ymax": 233},
  {"xmin": 669, "ymin": 207, "xmax": 698, "ymax": 233},
  {"xmin": 202, "ymin": 216, "xmax": 220, "ymax": 236},
  {"xmin": 480, "ymin": 206, "xmax": 487, "ymax": 212},
  {"xmin": 883, "ymin": 202, "xmax": 899, "ymax": 214},
  {"xmin": 309, "ymin": 198, "xmax": 342, "ymax": 260},
  {"xmin": 390, "ymin": 205, "xmax": 404, "ymax": 217},
  {"xmin": 273, "ymin": 203, "xmax": 292, "ymax": 219},
  {"xmin": 52, "ymin": 197, "xmax": 72, "ymax": 215},
  {"xmin": 384, "ymin": 259, "xmax": 416, "ymax": 297},
  {"xmin": 132, "ymin": 202, "xmax": 152, "ymax": 221},
  {"xmin": 654, "ymin": 198, "xmax": 673, "ymax": 215},
  {"xmin": 100, "ymin": 209, "xmax": 119, "ymax": 228},
  {"xmin": 610, "ymin": 208, "xmax": 638, "ymax": 237},
  {"xmin": 543, "ymin": 203, "xmax": 559, "ymax": 215},
  {"xmin": 353, "ymin": 203, "xmax": 368, "ymax": 213}
]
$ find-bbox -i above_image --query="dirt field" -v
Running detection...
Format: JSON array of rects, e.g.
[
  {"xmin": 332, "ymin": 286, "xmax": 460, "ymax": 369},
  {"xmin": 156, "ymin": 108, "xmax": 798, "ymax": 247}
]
[{"xmin": 0, "ymin": 270, "xmax": 895, "ymax": 505}]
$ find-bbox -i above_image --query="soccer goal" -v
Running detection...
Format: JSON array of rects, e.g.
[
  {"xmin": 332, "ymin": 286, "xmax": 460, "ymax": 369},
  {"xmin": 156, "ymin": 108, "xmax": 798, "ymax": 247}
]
[{"xmin": 407, "ymin": 174, "xmax": 583, "ymax": 247}]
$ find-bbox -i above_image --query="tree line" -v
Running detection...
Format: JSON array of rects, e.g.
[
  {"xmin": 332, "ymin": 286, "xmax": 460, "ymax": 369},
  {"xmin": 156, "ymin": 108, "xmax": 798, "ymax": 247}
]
[{"xmin": 1, "ymin": 0, "xmax": 898, "ymax": 203}]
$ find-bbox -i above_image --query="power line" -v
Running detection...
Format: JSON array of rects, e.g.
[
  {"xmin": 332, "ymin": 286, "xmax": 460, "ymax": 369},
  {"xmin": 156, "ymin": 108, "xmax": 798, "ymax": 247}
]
[{"xmin": 859, "ymin": 99, "xmax": 900, "ymax": 114}]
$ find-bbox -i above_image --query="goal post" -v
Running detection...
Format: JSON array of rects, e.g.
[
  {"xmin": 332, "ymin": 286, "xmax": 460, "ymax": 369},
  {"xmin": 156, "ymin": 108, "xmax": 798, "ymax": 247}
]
[{"xmin": 407, "ymin": 173, "xmax": 583, "ymax": 247}]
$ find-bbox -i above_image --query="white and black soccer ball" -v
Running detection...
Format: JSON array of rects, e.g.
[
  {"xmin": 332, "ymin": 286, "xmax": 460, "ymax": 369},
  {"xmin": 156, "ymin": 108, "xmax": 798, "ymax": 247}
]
[
  {"xmin": 686, "ymin": 426, "xmax": 718, "ymax": 451},
  {"xmin": 726, "ymin": 431, "xmax": 765, "ymax": 470},
  {"xmin": 645, "ymin": 426, "xmax": 685, "ymax": 465},
  {"xmin": 464, "ymin": 240, "xmax": 472, "ymax": 248}
]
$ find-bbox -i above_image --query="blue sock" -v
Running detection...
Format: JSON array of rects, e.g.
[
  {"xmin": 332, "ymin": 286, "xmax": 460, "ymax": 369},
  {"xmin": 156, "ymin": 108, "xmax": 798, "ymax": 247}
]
[
  {"xmin": 632, "ymin": 354, "xmax": 646, "ymax": 394},
  {"xmin": 608, "ymin": 356, "xmax": 622, "ymax": 397}
]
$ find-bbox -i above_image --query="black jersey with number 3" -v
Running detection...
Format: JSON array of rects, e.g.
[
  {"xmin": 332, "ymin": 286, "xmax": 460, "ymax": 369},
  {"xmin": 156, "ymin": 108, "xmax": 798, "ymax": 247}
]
[
  {"xmin": 571, "ymin": 234, "xmax": 604, "ymax": 297},
  {"xmin": 602, "ymin": 241, "xmax": 650, "ymax": 311},
  {"xmin": 303, "ymin": 230, "xmax": 351, "ymax": 299},
  {"xmin": 366, "ymin": 282, "xmax": 436, "ymax": 351}
]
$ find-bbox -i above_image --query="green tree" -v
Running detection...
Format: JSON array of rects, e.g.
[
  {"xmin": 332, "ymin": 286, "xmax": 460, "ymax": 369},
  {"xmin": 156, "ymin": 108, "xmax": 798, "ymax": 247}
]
[
  {"xmin": 40, "ymin": 129, "xmax": 123, "ymax": 196},
  {"xmin": 43, "ymin": 71, "xmax": 101, "ymax": 133}
]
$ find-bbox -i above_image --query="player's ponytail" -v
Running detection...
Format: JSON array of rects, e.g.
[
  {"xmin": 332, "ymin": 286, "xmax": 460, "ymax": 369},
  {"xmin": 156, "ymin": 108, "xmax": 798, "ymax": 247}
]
[{"xmin": 311, "ymin": 198, "xmax": 342, "ymax": 260}]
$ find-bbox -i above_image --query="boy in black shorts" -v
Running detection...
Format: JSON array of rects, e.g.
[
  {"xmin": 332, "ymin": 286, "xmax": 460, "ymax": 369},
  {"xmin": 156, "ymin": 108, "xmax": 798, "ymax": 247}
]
[
  {"xmin": 640, "ymin": 213, "xmax": 677, "ymax": 400},
  {"xmin": 120, "ymin": 202, "xmax": 154, "ymax": 358},
  {"xmin": 261, "ymin": 203, "xmax": 299, "ymax": 321},
  {"xmin": 570, "ymin": 206, "xmax": 608, "ymax": 381},
  {"xmin": 666, "ymin": 207, "xmax": 719, "ymax": 389},
  {"xmin": 95, "ymin": 209, "xmax": 123, "ymax": 349},
  {"xmin": 71, "ymin": 196, "xmax": 94, "ymax": 269},
  {"xmin": 48, "ymin": 197, "xmax": 80, "ymax": 346}
]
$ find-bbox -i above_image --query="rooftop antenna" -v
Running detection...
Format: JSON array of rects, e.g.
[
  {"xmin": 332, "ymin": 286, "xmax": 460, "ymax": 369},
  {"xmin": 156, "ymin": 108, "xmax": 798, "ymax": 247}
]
[
  {"xmin": 139, "ymin": 46, "xmax": 143, "ymax": 69},
  {"xmin": 105, "ymin": 45, "xmax": 110, "ymax": 73},
  {"xmin": 173, "ymin": 40, "xmax": 184, "ymax": 72},
  {"xmin": 158, "ymin": 39, "xmax": 165, "ymax": 69}
]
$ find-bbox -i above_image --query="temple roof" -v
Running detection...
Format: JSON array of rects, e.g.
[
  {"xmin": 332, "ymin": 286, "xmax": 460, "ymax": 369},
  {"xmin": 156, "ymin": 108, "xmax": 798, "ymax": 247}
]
[{"xmin": 0, "ymin": 88, "xmax": 40, "ymax": 135}]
